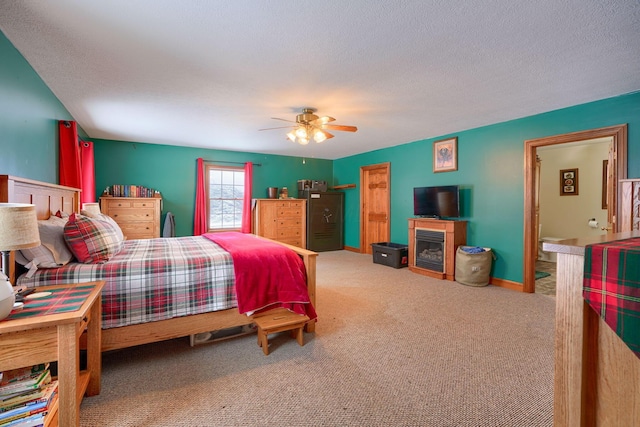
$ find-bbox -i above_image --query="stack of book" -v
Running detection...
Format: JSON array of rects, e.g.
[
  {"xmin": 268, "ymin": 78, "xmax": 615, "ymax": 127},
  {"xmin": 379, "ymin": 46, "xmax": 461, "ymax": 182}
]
[
  {"xmin": 0, "ymin": 364, "xmax": 58, "ymax": 427},
  {"xmin": 103, "ymin": 184, "xmax": 160, "ymax": 198}
]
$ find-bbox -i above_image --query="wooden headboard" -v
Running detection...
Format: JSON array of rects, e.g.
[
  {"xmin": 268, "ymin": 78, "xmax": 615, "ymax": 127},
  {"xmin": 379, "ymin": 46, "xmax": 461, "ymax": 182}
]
[{"xmin": 0, "ymin": 175, "xmax": 81, "ymax": 282}]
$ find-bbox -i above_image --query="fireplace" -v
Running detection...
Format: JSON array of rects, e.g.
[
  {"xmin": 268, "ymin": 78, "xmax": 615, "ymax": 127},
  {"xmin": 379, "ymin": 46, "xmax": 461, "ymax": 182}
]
[{"xmin": 415, "ymin": 229, "xmax": 445, "ymax": 272}]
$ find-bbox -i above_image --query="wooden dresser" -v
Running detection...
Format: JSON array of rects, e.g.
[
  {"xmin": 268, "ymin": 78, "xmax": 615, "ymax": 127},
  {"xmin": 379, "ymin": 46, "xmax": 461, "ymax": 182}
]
[
  {"xmin": 253, "ymin": 199, "xmax": 306, "ymax": 248},
  {"xmin": 99, "ymin": 196, "xmax": 162, "ymax": 239}
]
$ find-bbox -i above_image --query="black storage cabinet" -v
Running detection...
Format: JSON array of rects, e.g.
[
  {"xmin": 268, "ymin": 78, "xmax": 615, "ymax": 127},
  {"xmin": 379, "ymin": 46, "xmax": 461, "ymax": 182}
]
[
  {"xmin": 371, "ymin": 242, "xmax": 409, "ymax": 268},
  {"xmin": 299, "ymin": 190, "xmax": 344, "ymax": 252}
]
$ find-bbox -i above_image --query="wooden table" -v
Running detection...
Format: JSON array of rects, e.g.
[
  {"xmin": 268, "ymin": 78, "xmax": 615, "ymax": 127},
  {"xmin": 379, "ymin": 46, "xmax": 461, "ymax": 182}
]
[
  {"xmin": 544, "ymin": 233, "xmax": 640, "ymax": 426},
  {"xmin": 0, "ymin": 281, "xmax": 104, "ymax": 427}
]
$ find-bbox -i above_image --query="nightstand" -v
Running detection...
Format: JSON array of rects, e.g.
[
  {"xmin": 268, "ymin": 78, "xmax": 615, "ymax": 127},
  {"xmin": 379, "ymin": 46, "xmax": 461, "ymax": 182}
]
[{"xmin": 0, "ymin": 281, "xmax": 104, "ymax": 427}]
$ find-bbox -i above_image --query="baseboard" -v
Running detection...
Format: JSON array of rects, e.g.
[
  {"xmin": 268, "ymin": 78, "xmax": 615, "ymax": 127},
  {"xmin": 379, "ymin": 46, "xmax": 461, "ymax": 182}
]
[
  {"xmin": 489, "ymin": 276, "xmax": 524, "ymax": 292},
  {"xmin": 343, "ymin": 247, "xmax": 524, "ymax": 292}
]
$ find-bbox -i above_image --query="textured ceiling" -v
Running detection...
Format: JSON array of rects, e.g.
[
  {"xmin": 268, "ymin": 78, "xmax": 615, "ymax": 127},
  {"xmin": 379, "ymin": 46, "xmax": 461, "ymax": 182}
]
[{"xmin": 1, "ymin": 0, "xmax": 639, "ymax": 160}]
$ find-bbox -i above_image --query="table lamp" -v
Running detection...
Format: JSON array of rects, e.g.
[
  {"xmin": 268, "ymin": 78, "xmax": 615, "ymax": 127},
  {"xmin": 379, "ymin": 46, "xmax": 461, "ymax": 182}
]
[
  {"xmin": 82, "ymin": 202, "xmax": 101, "ymax": 216},
  {"xmin": 0, "ymin": 203, "xmax": 40, "ymax": 320}
]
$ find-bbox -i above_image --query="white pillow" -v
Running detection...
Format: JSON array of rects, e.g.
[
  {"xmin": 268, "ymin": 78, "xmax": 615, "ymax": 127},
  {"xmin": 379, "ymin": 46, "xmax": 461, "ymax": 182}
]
[{"xmin": 17, "ymin": 216, "xmax": 74, "ymax": 268}]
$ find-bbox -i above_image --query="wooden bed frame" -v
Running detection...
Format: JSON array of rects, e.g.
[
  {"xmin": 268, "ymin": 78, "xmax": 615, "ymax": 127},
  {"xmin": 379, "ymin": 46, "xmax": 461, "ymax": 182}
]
[{"xmin": 0, "ymin": 175, "xmax": 317, "ymax": 351}]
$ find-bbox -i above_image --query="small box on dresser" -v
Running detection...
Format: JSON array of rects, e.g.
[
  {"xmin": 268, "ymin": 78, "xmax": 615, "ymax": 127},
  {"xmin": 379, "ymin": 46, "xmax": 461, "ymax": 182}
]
[{"xmin": 99, "ymin": 196, "xmax": 162, "ymax": 239}]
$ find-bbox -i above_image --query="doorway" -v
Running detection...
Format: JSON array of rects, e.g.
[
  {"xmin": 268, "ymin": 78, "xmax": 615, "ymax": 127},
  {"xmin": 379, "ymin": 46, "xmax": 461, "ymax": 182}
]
[
  {"xmin": 523, "ymin": 125, "xmax": 628, "ymax": 293},
  {"xmin": 360, "ymin": 163, "xmax": 391, "ymax": 254}
]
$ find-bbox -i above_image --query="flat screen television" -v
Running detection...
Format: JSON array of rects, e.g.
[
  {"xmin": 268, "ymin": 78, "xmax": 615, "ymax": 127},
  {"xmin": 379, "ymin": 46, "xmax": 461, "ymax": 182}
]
[{"xmin": 413, "ymin": 185, "xmax": 460, "ymax": 218}]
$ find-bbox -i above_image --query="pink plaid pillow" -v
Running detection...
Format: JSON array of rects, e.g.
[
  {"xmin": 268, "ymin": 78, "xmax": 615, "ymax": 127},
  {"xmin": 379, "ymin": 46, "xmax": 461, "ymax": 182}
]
[{"xmin": 64, "ymin": 213, "xmax": 124, "ymax": 263}]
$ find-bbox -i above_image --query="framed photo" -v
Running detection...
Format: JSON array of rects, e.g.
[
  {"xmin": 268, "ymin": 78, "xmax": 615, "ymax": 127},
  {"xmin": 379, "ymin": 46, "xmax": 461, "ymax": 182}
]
[
  {"xmin": 433, "ymin": 137, "xmax": 457, "ymax": 173},
  {"xmin": 560, "ymin": 168, "xmax": 579, "ymax": 196}
]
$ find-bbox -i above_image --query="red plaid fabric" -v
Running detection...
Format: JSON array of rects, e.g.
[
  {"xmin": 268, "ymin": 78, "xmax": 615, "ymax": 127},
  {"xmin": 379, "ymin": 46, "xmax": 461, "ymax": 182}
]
[
  {"xmin": 583, "ymin": 237, "xmax": 640, "ymax": 359},
  {"xmin": 63, "ymin": 213, "xmax": 124, "ymax": 263},
  {"xmin": 17, "ymin": 236, "xmax": 236, "ymax": 329}
]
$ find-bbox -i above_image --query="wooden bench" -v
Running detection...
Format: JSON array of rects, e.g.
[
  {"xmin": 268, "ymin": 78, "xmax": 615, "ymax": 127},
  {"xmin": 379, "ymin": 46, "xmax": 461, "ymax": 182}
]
[{"xmin": 252, "ymin": 308, "xmax": 310, "ymax": 355}]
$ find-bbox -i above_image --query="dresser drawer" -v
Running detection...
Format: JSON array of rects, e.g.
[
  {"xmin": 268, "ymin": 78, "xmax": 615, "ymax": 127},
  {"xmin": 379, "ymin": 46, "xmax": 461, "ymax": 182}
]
[
  {"xmin": 277, "ymin": 207, "xmax": 303, "ymax": 216},
  {"xmin": 278, "ymin": 218, "xmax": 303, "ymax": 228},
  {"xmin": 109, "ymin": 208, "xmax": 156, "ymax": 223},
  {"xmin": 119, "ymin": 224, "xmax": 155, "ymax": 240},
  {"xmin": 104, "ymin": 199, "xmax": 134, "ymax": 209},
  {"xmin": 132, "ymin": 200, "xmax": 157, "ymax": 209},
  {"xmin": 277, "ymin": 228, "xmax": 302, "ymax": 238},
  {"xmin": 279, "ymin": 238, "xmax": 303, "ymax": 247}
]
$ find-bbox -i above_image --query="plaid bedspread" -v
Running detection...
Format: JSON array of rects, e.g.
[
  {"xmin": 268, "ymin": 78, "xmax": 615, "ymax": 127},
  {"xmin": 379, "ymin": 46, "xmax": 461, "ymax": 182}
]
[
  {"xmin": 16, "ymin": 236, "xmax": 236, "ymax": 329},
  {"xmin": 583, "ymin": 237, "xmax": 640, "ymax": 359}
]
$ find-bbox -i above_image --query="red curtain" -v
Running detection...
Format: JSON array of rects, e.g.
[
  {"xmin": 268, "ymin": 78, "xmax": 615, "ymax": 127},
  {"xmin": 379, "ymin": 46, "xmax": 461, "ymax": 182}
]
[
  {"xmin": 59, "ymin": 121, "xmax": 81, "ymax": 189},
  {"xmin": 193, "ymin": 158, "xmax": 207, "ymax": 235},
  {"xmin": 241, "ymin": 162, "xmax": 253, "ymax": 233},
  {"xmin": 80, "ymin": 141, "xmax": 95, "ymax": 204},
  {"xmin": 58, "ymin": 121, "xmax": 96, "ymax": 204}
]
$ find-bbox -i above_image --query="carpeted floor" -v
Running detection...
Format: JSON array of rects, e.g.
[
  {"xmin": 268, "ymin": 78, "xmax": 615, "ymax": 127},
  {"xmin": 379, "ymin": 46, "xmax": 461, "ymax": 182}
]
[{"xmin": 80, "ymin": 250, "xmax": 555, "ymax": 427}]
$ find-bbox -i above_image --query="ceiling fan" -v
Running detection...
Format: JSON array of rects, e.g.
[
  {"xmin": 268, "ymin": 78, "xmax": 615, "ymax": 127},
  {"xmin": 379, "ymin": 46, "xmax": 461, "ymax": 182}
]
[{"xmin": 259, "ymin": 108, "xmax": 357, "ymax": 145}]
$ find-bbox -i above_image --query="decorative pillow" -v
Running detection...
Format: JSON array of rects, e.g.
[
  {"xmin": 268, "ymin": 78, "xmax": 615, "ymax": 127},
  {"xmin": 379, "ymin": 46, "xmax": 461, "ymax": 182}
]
[
  {"xmin": 54, "ymin": 210, "xmax": 71, "ymax": 219},
  {"xmin": 80, "ymin": 210, "xmax": 125, "ymax": 241},
  {"xmin": 64, "ymin": 213, "xmax": 124, "ymax": 263},
  {"xmin": 16, "ymin": 216, "xmax": 74, "ymax": 269}
]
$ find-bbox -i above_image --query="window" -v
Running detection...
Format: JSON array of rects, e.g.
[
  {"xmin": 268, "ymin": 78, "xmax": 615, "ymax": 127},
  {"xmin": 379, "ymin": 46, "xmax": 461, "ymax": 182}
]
[{"xmin": 206, "ymin": 164, "xmax": 245, "ymax": 231}]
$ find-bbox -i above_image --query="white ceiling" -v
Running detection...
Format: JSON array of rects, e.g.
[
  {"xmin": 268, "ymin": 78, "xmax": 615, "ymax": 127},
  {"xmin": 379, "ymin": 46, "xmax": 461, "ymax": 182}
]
[{"xmin": 1, "ymin": 1, "xmax": 639, "ymax": 160}]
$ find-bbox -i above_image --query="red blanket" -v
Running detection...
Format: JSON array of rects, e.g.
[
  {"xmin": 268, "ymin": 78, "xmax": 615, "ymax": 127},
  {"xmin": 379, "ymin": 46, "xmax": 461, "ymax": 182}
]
[
  {"xmin": 583, "ymin": 237, "xmax": 640, "ymax": 359},
  {"xmin": 203, "ymin": 232, "xmax": 316, "ymax": 319}
]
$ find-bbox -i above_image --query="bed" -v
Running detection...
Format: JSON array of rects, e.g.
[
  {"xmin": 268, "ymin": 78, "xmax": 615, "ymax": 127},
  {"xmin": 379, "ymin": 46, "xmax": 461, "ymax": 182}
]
[{"xmin": 0, "ymin": 175, "xmax": 317, "ymax": 351}]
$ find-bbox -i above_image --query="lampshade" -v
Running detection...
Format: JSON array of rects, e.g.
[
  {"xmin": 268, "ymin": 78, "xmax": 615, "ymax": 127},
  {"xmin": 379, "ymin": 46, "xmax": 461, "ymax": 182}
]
[
  {"xmin": 0, "ymin": 203, "xmax": 40, "ymax": 251},
  {"xmin": 82, "ymin": 202, "xmax": 102, "ymax": 216},
  {"xmin": 287, "ymin": 125, "xmax": 329, "ymax": 145}
]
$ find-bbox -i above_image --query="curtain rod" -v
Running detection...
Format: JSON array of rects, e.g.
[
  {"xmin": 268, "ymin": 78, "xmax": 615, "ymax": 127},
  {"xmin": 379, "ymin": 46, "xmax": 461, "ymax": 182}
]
[{"xmin": 202, "ymin": 160, "xmax": 262, "ymax": 166}]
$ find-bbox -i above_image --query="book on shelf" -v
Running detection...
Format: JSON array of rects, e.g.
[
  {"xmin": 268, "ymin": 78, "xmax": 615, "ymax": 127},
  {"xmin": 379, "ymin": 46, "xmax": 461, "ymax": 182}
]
[
  {"xmin": 0, "ymin": 411, "xmax": 46, "ymax": 427},
  {"xmin": 0, "ymin": 380, "xmax": 58, "ymax": 413},
  {"xmin": 0, "ymin": 369, "xmax": 50, "ymax": 399},
  {"xmin": 103, "ymin": 184, "xmax": 160, "ymax": 198},
  {"xmin": 0, "ymin": 400, "xmax": 47, "ymax": 424},
  {"xmin": 0, "ymin": 381, "xmax": 57, "ymax": 427},
  {"xmin": 0, "ymin": 365, "xmax": 47, "ymax": 388}
]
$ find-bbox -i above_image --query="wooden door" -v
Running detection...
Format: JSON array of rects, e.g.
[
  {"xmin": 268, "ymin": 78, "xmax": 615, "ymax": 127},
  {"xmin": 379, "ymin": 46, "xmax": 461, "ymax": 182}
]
[
  {"xmin": 360, "ymin": 163, "xmax": 390, "ymax": 254},
  {"xmin": 523, "ymin": 124, "xmax": 627, "ymax": 293}
]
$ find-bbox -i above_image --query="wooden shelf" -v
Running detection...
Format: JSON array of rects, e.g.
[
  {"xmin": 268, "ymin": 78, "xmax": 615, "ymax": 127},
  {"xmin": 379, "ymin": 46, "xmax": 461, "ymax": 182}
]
[{"xmin": 331, "ymin": 184, "xmax": 356, "ymax": 190}]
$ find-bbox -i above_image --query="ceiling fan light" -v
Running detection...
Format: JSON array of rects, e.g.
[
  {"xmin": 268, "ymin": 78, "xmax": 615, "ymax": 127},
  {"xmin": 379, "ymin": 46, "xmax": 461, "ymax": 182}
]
[
  {"xmin": 286, "ymin": 131, "xmax": 297, "ymax": 142},
  {"xmin": 295, "ymin": 127, "xmax": 307, "ymax": 138},
  {"xmin": 298, "ymin": 136, "xmax": 310, "ymax": 145},
  {"xmin": 313, "ymin": 130, "xmax": 327, "ymax": 143}
]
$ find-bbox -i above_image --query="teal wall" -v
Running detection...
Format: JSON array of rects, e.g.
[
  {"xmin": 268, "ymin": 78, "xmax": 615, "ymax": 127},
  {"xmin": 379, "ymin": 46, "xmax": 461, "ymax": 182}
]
[
  {"xmin": 93, "ymin": 139, "xmax": 332, "ymax": 236},
  {"xmin": 3, "ymin": 28, "xmax": 640, "ymax": 285},
  {"xmin": 334, "ymin": 91, "xmax": 640, "ymax": 284},
  {"xmin": 0, "ymin": 30, "xmax": 84, "ymax": 182}
]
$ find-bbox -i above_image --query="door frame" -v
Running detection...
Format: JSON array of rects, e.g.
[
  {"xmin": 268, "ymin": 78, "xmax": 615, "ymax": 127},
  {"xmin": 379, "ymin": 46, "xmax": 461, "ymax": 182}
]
[
  {"xmin": 359, "ymin": 162, "xmax": 391, "ymax": 254},
  {"xmin": 523, "ymin": 124, "xmax": 627, "ymax": 293}
]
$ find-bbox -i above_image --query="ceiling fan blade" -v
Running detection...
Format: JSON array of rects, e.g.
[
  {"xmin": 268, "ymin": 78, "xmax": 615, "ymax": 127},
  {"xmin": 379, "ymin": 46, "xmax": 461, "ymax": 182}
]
[
  {"xmin": 322, "ymin": 124, "xmax": 358, "ymax": 132},
  {"xmin": 313, "ymin": 116, "xmax": 336, "ymax": 125},
  {"xmin": 323, "ymin": 131, "xmax": 334, "ymax": 139},
  {"xmin": 258, "ymin": 125, "xmax": 295, "ymax": 131},
  {"xmin": 270, "ymin": 117, "xmax": 297, "ymax": 123}
]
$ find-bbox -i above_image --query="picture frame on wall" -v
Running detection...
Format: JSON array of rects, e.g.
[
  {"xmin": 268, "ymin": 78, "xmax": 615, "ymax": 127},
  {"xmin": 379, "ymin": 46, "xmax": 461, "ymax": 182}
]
[
  {"xmin": 433, "ymin": 137, "xmax": 457, "ymax": 173},
  {"xmin": 560, "ymin": 168, "xmax": 579, "ymax": 196}
]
